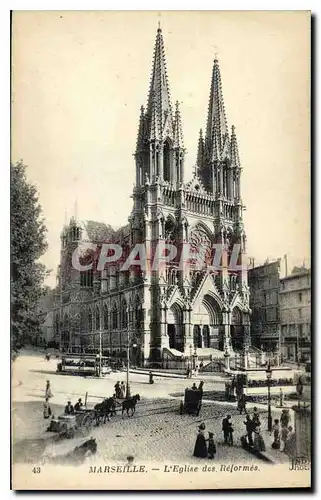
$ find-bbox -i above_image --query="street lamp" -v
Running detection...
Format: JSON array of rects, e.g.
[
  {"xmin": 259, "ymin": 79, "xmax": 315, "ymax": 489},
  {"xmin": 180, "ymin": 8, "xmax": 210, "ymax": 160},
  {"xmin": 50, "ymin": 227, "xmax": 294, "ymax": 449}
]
[
  {"xmin": 266, "ymin": 361, "xmax": 272, "ymax": 432},
  {"xmin": 126, "ymin": 306, "xmax": 131, "ymax": 399}
]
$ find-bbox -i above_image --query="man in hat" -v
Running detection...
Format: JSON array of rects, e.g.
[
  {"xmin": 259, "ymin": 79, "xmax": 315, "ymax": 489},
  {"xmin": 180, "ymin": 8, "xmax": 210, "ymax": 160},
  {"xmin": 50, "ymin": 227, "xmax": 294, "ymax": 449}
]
[
  {"xmin": 75, "ymin": 398, "xmax": 83, "ymax": 411},
  {"xmin": 222, "ymin": 414, "xmax": 233, "ymax": 445},
  {"xmin": 64, "ymin": 401, "xmax": 74, "ymax": 415}
]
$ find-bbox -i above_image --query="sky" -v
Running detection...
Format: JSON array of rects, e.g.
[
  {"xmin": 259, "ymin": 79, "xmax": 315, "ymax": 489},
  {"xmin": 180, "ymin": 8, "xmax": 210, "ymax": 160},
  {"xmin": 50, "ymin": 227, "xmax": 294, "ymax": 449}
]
[{"xmin": 11, "ymin": 10, "xmax": 310, "ymax": 287}]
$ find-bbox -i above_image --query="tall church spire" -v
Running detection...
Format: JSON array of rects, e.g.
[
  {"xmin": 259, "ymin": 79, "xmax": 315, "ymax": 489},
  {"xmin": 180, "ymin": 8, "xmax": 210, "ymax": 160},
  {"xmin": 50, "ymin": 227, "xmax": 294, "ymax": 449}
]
[
  {"xmin": 134, "ymin": 26, "xmax": 185, "ymax": 186},
  {"xmin": 198, "ymin": 56, "xmax": 232, "ymax": 194},
  {"xmin": 205, "ymin": 57, "xmax": 229, "ymax": 161},
  {"xmin": 145, "ymin": 26, "xmax": 174, "ymax": 141}
]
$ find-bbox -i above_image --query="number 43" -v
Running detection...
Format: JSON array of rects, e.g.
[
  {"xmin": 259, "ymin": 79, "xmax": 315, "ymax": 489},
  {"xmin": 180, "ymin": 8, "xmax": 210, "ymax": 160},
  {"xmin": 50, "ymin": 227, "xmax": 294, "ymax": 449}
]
[{"xmin": 32, "ymin": 467, "xmax": 41, "ymax": 473}]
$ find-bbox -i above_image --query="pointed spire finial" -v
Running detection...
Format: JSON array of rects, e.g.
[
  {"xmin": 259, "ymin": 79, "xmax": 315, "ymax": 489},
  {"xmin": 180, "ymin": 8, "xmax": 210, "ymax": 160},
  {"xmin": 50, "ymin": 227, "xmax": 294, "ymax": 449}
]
[
  {"xmin": 213, "ymin": 45, "xmax": 219, "ymax": 61},
  {"xmin": 158, "ymin": 20, "xmax": 161, "ymax": 31},
  {"xmin": 144, "ymin": 25, "xmax": 174, "ymax": 141},
  {"xmin": 205, "ymin": 55, "xmax": 228, "ymax": 161},
  {"xmin": 230, "ymin": 124, "xmax": 240, "ymax": 168}
]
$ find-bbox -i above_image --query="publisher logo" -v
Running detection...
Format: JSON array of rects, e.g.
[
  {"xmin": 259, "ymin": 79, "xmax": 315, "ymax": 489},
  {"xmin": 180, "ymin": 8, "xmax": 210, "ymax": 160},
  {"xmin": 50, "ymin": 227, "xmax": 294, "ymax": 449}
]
[{"xmin": 289, "ymin": 457, "xmax": 311, "ymax": 471}]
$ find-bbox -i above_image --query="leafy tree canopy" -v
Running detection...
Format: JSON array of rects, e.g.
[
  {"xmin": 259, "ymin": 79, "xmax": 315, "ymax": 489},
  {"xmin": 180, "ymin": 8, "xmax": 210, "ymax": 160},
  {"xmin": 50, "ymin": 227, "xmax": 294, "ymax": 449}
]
[{"xmin": 11, "ymin": 161, "xmax": 49, "ymax": 358}]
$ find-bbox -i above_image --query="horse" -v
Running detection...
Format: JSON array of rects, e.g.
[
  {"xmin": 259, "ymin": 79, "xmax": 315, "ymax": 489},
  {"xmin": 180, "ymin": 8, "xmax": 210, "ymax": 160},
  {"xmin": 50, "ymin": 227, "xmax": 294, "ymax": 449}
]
[
  {"xmin": 94, "ymin": 397, "xmax": 116, "ymax": 425},
  {"xmin": 122, "ymin": 394, "xmax": 140, "ymax": 418}
]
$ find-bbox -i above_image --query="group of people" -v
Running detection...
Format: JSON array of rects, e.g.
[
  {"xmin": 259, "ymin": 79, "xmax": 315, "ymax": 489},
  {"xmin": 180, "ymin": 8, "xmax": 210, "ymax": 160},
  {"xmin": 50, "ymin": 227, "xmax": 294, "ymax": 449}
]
[
  {"xmin": 114, "ymin": 381, "xmax": 126, "ymax": 399},
  {"xmin": 193, "ymin": 406, "xmax": 267, "ymax": 460},
  {"xmin": 271, "ymin": 409, "xmax": 295, "ymax": 454},
  {"xmin": 186, "ymin": 361, "xmax": 204, "ymax": 379},
  {"xmin": 193, "ymin": 423, "xmax": 216, "ymax": 459},
  {"xmin": 242, "ymin": 408, "xmax": 266, "ymax": 451},
  {"xmin": 64, "ymin": 398, "xmax": 84, "ymax": 415}
]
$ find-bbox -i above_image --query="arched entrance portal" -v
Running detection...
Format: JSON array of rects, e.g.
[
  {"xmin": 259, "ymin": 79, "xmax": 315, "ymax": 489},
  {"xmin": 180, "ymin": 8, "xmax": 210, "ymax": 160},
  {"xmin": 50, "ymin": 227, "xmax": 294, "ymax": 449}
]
[
  {"xmin": 202, "ymin": 294, "xmax": 223, "ymax": 349},
  {"xmin": 167, "ymin": 303, "xmax": 183, "ymax": 352},
  {"xmin": 193, "ymin": 325, "xmax": 202, "ymax": 348},
  {"xmin": 230, "ymin": 307, "xmax": 244, "ymax": 350}
]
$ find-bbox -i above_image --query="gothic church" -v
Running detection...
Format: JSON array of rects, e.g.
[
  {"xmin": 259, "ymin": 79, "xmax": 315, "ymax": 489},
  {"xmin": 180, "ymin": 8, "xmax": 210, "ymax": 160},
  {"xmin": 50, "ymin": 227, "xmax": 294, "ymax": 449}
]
[{"xmin": 54, "ymin": 26, "xmax": 251, "ymax": 366}]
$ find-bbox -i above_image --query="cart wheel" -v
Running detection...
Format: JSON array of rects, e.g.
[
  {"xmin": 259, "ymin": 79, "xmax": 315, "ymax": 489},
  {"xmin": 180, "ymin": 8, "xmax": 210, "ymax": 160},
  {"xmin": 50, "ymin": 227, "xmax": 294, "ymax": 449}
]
[
  {"xmin": 179, "ymin": 401, "xmax": 184, "ymax": 415},
  {"xmin": 82, "ymin": 412, "xmax": 95, "ymax": 435}
]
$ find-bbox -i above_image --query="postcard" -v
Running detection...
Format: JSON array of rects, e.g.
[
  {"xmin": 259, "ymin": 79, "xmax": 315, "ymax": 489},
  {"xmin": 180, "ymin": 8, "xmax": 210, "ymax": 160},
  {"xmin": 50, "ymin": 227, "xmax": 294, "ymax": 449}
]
[{"xmin": 11, "ymin": 10, "xmax": 311, "ymax": 490}]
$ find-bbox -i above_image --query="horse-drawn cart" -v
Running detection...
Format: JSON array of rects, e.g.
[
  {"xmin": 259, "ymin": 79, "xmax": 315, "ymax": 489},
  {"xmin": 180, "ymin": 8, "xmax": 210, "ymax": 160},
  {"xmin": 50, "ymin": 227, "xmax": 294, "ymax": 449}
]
[
  {"xmin": 47, "ymin": 409, "xmax": 96, "ymax": 439},
  {"xmin": 179, "ymin": 388, "xmax": 202, "ymax": 416}
]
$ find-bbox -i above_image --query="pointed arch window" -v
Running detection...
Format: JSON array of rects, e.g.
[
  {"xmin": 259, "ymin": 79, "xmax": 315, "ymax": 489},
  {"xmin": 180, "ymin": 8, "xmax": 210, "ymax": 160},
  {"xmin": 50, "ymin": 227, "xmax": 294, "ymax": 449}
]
[
  {"xmin": 112, "ymin": 304, "xmax": 118, "ymax": 330},
  {"xmin": 80, "ymin": 309, "xmax": 87, "ymax": 333},
  {"xmin": 103, "ymin": 305, "xmax": 109, "ymax": 330},
  {"xmin": 120, "ymin": 301, "xmax": 128, "ymax": 329},
  {"xmin": 80, "ymin": 269, "xmax": 93, "ymax": 288},
  {"xmin": 95, "ymin": 306, "xmax": 100, "ymax": 331},
  {"xmin": 88, "ymin": 309, "xmax": 93, "ymax": 332},
  {"xmin": 163, "ymin": 140, "xmax": 171, "ymax": 182}
]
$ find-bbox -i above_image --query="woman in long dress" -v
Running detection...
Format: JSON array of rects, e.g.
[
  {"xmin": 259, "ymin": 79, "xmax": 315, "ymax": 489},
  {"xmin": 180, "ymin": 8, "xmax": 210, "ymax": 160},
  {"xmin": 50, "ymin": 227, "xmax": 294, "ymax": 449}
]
[{"xmin": 193, "ymin": 423, "xmax": 208, "ymax": 458}]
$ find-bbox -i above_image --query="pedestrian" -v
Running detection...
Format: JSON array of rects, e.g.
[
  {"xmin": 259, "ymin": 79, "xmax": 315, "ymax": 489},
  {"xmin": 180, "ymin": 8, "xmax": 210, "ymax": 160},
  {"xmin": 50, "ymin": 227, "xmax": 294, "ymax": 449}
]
[
  {"xmin": 271, "ymin": 419, "xmax": 281, "ymax": 450},
  {"xmin": 43, "ymin": 397, "xmax": 52, "ymax": 419},
  {"xmin": 120, "ymin": 381, "xmax": 126, "ymax": 398},
  {"xmin": 296, "ymin": 377, "xmax": 303, "ymax": 399},
  {"xmin": 222, "ymin": 415, "xmax": 233, "ymax": 445},
  {"xmin": 186, "ymin": 366, "xmax": 191, "ymax": 379},
  {"xmin": 253, "ymin": 427, "xmax": 266, "ymax": 452},
  {"xmin": 284, "ymin": 426, "xmax": 295, "ymax": 457},
  {"xmin": 200, "ymin": 361, "xmax": 204, "ymax": 372},
  {"xmin": 193, "ymin": 422, "xmax": 207, "ymax": 458},
  {"xmin": 281, "ymin": 424, "xmax": 289, "ymax": 452},
  {"xmin": 237, "ymin": 393, "xmax": 246, "ymax": 414},
  {"xmin": 244, "ymin": 414, "xmax": 255, "ymax": 446},
  {"xmin": 207, "ymin": 432, "xmax": 216, "ymax": 459},
  {"xmin": 280, "ymin": 409, "xmax": 290, "ymax": 428},
  {"xmin": 227, "ymin": 420, "xmax": 234, "ymax": 446},
  {"xmin": 45, "ymin": 380, "xmax": 53, "ymax": 399},
  {"xmin": 114, "ymin": 381, "xmax": 121, "ymax": 399},
  {"xmin": 198, "ymin": 381, "xmax": 204, "ymax": 397},
  {"xmin": 252, "ymin": 407, "xmax": 260, "ymax": 428}
]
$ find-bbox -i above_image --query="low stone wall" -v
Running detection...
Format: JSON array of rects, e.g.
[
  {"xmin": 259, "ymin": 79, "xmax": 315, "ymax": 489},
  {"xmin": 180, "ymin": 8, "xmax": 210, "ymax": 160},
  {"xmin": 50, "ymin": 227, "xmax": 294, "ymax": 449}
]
[{"xmin": 244, "ymin": 385, "xmax": 296, "ymax": 396}]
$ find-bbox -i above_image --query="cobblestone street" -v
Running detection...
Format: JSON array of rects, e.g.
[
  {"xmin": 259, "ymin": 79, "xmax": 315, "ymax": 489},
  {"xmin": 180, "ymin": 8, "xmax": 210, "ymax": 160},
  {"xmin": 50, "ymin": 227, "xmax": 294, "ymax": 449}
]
[{"xmin": 12, "ymin": 351, "xmax": 288, "ymax": 466}]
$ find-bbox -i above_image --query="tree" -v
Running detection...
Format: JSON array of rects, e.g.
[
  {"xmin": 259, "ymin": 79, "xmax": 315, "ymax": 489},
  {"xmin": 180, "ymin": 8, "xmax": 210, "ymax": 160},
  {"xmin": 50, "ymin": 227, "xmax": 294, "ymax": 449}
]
[{"xmin": 11, "ymin": 161, "xmax": 49, "ymax": 358}]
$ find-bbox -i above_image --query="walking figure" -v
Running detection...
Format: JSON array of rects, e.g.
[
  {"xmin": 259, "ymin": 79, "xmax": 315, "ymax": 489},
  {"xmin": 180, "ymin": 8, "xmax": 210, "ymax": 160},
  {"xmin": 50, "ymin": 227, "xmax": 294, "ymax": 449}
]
[
  {"xmin": 222, "ymin": 415, "xmax": 233, "ymax": 446},
  {"xmin": 43, "ymin": 398, "xmax": 52, "ymax": 419},
  {"xmin": 237, "ymin": 393, "xmax": 246, "ymax": 414},
  {"xmin": 193, "ymin": 422, "xmax": 207, "ymax": 458},
  {"xmin": 45, "ymin": 380, "xmax": 53, "ymax": 399},
  {"xmin": 252, "ymin": 407, "xmax": 260, "ymax": 428},
  {"xmin": 271, "ymin": 419, "xmax": 280, "ymax": 450},
  {"xmin": 114, "ymin": 381, "xmax": 121, "ymax": 399},
  {"xmin": 244, "ymin": 414, "xmax": 255, "ymax": 446},
  {"xmin": 207, "ymin": 432, "xmax": 216, "ymax": 459}
]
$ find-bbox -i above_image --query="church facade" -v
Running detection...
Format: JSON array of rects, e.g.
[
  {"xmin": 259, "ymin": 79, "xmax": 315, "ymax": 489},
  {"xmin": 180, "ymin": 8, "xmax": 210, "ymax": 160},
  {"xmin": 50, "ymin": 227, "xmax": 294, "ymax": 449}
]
[{"xmin": 53, "ymin": 27, "xmax": 251, "ymax": 365}]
